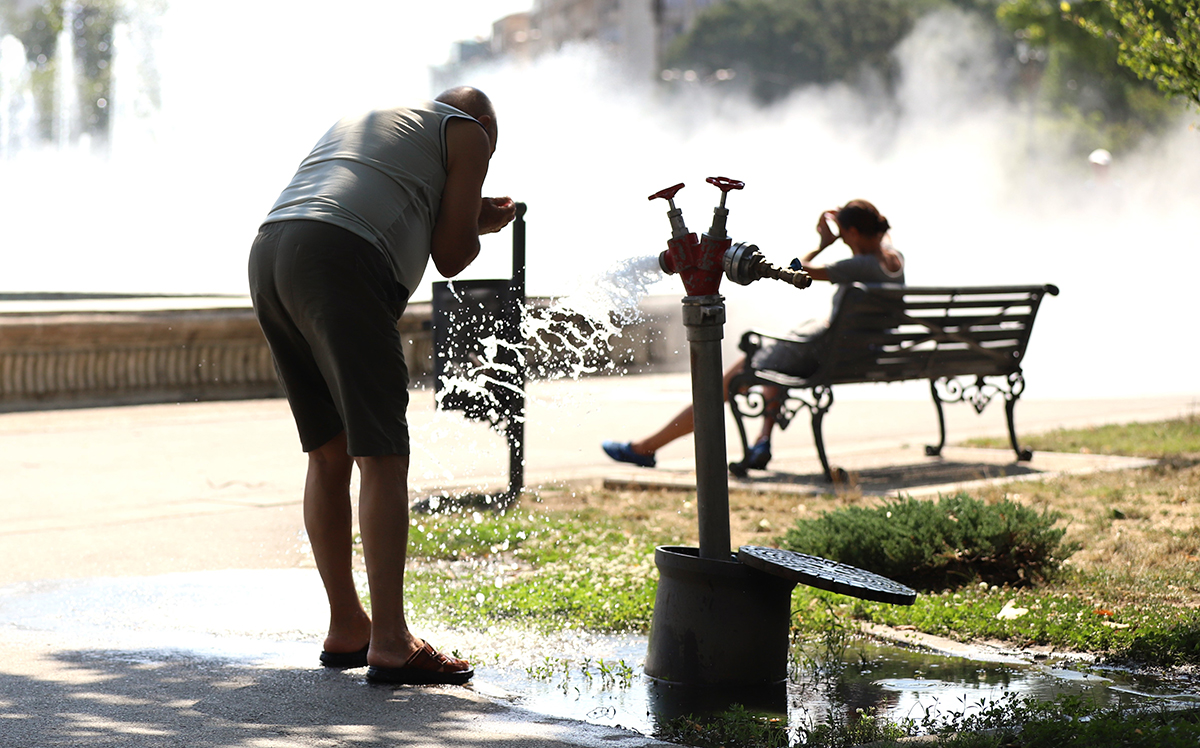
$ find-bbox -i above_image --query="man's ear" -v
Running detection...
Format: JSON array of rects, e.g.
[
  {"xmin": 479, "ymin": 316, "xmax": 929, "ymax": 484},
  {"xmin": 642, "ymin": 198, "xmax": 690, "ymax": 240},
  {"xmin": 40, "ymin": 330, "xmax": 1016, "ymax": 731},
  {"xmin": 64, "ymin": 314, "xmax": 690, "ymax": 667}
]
[{"xmin": 475, "ymin": 113, "xmax": 497, "ymax": 155}]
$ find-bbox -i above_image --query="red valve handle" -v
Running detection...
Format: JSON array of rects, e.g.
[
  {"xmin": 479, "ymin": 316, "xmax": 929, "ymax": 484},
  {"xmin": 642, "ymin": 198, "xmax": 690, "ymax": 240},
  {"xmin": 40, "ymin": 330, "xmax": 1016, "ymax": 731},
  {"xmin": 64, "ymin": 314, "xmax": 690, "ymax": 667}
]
[
  {"xmin": 649, "ymin": 183, "xmax": 686, "ymax": 202},
  {"xmin": 706, "ymin": 176, "xmax": 744, "ymax": 192}
]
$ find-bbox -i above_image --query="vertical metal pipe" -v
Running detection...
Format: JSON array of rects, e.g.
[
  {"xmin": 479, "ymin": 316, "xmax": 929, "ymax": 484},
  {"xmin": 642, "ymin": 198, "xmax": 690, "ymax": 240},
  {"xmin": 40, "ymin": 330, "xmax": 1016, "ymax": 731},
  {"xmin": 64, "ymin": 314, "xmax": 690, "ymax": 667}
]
[
  {"xmin": 506, "ymin": 203, "xmax": 528, "ymax": 500},
  {"xmin": 682, "ymin": 295, "xmax": 731, "ymax": 560}
]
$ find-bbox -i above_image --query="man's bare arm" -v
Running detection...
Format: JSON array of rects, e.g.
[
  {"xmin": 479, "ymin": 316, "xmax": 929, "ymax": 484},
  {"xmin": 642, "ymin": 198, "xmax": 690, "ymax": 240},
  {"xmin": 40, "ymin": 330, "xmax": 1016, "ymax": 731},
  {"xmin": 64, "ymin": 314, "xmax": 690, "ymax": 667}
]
[{"xmin": 430, "ymin": 119, "xmax": 492, "ymax": 278}]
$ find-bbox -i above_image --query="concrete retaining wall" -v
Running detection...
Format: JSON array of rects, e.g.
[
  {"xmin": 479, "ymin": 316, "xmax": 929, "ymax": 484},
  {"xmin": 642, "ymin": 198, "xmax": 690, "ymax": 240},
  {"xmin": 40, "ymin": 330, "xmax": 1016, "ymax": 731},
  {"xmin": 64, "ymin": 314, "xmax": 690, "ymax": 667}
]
[{"xmin": 0, "ymin": 296, "xmax": 685, "ymax": 412}]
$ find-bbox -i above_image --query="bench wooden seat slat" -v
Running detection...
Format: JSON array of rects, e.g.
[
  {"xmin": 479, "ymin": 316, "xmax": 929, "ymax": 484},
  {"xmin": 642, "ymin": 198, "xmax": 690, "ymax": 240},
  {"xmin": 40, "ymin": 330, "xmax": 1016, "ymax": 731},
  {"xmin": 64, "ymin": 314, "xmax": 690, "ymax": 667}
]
[
  {"xmin": 728, "ymin": 282, "xmax": 1058, "ymax": 481},
  {"xmin": 836, "ymin": 329, "xmax": 1034, "ymax": 346},
  {"xmin": 881, "ymin": 314, "xmax": 1037, "ymax": 327}
]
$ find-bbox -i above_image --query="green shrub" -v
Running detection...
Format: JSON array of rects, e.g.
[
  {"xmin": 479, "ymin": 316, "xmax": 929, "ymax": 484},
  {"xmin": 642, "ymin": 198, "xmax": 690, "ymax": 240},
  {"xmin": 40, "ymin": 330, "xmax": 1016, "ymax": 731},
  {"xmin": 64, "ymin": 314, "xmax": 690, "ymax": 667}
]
[{"xmin": 778, "ymin": 493, "xmax": 1076, "ymax": 590}]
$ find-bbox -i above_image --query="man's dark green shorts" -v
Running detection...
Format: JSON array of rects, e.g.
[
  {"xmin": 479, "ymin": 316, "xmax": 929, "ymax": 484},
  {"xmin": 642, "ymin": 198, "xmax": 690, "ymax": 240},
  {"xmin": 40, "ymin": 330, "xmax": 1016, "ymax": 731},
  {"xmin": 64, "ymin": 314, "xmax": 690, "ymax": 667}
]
[{"xmin": 248, "ymin": 219, "xmax": 411, "ymax": 456}]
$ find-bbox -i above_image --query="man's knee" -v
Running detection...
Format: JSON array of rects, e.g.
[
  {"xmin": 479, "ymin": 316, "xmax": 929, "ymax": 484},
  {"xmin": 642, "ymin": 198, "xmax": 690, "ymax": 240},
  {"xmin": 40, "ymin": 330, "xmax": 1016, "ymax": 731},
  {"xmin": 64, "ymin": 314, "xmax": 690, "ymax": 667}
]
[
  {"xmin": 309, "ymin": 431, "xmax": 353, "ymax": 472},
  {"xmin": 355, "ymin": 454, "xmax": 410, "ymax": 481}
]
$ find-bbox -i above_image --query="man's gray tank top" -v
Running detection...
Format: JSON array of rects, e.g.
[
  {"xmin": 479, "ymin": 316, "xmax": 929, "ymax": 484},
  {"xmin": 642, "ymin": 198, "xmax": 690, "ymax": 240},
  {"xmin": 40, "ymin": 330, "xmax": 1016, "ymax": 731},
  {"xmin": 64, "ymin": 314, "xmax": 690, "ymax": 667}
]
[{"xmin": 263, "ymin": 101, "xmax": 479, "ymax": 296}]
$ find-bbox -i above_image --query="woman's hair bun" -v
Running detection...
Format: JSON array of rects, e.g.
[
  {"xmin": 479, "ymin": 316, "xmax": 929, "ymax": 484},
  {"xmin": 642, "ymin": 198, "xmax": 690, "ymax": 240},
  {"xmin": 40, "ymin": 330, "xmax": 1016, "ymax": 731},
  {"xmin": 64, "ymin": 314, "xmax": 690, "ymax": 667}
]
[{"xmin": 836, "ymin": 199, "xmax": 890, "ymax": 236}]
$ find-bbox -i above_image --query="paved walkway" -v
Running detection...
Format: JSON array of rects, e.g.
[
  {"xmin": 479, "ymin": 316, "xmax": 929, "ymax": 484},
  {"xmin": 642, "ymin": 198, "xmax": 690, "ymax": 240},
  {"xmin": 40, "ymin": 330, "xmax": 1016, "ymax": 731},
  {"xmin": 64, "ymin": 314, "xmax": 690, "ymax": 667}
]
[{"xmin": 0, "ymin": 374, "xmax": 1194, "ymax": 746}]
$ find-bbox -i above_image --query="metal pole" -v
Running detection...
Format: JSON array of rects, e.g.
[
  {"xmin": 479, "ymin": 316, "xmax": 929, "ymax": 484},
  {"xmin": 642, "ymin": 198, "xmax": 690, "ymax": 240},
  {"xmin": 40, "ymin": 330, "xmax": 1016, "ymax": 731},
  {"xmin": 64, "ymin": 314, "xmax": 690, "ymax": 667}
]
[
  {"xmin": 506, "ymin": 203, "xmax": 528, "ymax": 500},
  {"xmin": 682, "ymin": 294, "xmax": 731, "ymax": 560}
]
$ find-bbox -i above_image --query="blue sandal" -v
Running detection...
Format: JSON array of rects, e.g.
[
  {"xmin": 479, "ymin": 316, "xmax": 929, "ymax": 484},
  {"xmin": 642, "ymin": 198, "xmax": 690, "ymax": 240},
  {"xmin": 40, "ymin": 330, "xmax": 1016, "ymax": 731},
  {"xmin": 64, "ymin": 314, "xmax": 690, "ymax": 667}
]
[
  {"xmin": 602, "ymin": 441, "xmax": 656, "ymax": 468},
  {"xmin": 745, "ymin": 440, "xmax": 772, "ymax": 470}
]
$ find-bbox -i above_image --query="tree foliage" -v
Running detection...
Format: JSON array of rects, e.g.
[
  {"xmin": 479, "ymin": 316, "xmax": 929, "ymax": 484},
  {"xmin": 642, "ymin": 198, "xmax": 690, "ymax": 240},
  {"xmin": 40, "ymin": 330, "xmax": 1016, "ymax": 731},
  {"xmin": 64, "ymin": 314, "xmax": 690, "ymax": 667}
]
[
  {"xmin": 1074, "ymin": 0, "xmax": 1200, "ymax": 109},
  {"xmin": 997, "ymin": 0, "xmax": 1181, "ymax": 148},
  {"xmin": 664, "ymin": 0, "xmax": 1182, "ymax": 151},
  {"xmin": 663, "ymin": 0, "xmax": 924, "ymax": 103}
]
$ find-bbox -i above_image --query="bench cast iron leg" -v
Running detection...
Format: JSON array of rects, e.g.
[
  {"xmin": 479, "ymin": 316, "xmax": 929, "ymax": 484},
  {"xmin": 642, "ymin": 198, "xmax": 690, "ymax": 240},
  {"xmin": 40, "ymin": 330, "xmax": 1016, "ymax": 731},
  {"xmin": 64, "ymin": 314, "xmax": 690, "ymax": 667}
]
[
  {"xmin": 810, "ymin": 386, "xmax": 835, "ymax": 482},
  {"xmin": 926, "ymin": 378, "xmax": 946, "ymax": 457},
  {"xmin": 727, "ymin": 373, "xmax": 755, "ymax": 477},
  {"xmin": 1005, "ymin": 386, "xmax": 1034, "ymax": 462}
]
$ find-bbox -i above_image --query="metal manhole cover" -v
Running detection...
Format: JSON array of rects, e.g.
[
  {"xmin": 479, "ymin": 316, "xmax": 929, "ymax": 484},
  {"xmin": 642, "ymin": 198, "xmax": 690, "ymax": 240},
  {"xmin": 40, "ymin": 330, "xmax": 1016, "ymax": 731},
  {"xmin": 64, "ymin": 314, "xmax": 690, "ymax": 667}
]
[{"xmin": 738, "ymin": 545, "xmax": 917, "ymax": 605}]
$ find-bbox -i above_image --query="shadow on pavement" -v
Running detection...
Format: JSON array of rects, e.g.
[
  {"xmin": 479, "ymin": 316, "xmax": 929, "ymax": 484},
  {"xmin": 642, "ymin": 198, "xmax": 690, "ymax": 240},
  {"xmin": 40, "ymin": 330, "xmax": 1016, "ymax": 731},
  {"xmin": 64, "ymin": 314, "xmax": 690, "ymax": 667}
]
[
  {"xmin": 0, "ymin": 648, "xmax": 656, "ymax": 748},
  {"xmin": 754, "ymin": 460, "xmax": 1040, "ymax": 493}
]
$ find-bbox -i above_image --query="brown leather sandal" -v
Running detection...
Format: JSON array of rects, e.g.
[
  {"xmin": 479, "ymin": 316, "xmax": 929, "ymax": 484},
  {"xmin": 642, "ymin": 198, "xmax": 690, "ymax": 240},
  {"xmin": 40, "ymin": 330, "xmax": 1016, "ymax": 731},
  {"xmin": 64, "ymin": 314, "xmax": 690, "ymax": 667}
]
[
  {"xmin": 319, "ymin": 643, "xmax": 369, "ymax": 669},
  {"xmin": 366, "ymin": 641, "xmax": 473, "ymax": 685}
]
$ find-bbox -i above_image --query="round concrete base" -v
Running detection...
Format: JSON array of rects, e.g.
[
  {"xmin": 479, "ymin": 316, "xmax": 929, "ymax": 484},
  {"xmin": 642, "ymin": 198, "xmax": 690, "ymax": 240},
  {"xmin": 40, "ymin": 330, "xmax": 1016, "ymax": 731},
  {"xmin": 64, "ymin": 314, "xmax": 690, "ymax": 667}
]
[{"xmin": 644, "ymin": 545, "xmax": 795, "ymax": 687}]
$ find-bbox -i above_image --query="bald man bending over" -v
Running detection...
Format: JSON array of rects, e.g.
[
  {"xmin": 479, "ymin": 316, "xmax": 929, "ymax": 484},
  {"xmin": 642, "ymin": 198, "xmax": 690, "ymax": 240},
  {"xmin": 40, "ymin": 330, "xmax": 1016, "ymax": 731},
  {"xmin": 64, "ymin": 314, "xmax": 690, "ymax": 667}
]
[{"xmin": 249, "ymin": 87, "xmax": 515, "ymax": 685}]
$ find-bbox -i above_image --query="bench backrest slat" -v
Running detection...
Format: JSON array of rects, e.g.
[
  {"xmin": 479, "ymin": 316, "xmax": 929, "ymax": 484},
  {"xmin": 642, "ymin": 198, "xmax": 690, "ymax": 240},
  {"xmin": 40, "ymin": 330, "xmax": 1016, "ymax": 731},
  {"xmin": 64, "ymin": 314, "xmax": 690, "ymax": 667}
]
[{"xmin": 807, "ymin": 283, "xmax": 1057, "ymax": 386}]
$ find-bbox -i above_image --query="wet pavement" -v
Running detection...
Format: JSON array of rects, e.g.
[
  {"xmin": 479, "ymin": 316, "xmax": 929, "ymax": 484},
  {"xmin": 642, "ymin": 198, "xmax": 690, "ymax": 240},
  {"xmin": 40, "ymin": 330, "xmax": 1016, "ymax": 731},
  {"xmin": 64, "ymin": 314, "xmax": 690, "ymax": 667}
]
[{"xmin": 0, "ymin": 375, "xmax": 1195, "ymax": 745}]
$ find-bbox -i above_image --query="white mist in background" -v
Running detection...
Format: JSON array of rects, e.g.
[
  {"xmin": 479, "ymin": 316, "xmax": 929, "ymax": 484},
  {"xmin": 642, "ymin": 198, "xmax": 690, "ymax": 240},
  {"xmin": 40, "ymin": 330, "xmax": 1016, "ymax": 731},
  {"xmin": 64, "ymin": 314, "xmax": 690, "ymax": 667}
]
[
  {"xmin": 465, "ymin": 11, "xmax": 1199, "ymax": 399},
  {"xmin": 0, "ymin": 4, "xmax": 1196, "ymax": 399}
]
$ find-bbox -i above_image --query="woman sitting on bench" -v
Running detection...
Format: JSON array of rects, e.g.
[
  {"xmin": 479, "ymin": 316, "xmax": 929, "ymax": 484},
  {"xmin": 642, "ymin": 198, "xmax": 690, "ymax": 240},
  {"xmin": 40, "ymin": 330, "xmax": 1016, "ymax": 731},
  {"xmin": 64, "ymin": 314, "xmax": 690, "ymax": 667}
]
[{"xmin": 602, "ymin": 199, "xmax": 905, "ymax": 471}]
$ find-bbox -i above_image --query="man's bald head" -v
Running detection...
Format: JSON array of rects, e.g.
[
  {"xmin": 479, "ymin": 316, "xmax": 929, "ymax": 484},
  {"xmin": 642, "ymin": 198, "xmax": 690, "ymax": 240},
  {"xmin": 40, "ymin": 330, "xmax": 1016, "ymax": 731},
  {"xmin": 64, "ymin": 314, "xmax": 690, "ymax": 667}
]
[
  {"xmin": 436, "ymin": 86, "xmax": 499, "ymax": 154},
  {"xmin": 435, "ymin": 86, "xmax": 495, "ymax": 121}
]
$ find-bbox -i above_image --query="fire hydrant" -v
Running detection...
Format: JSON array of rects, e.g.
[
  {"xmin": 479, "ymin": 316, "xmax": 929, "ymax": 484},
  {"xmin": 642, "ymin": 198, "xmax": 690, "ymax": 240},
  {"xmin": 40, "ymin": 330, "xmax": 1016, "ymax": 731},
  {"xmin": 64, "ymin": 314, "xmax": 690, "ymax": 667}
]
[
  {"xmin": 641, "ymin": 179, "xmax": 913, "ymax": 701},
  {"xmin": 651, "ymin": 177, "xmax": 811, "ymax": 297},
  {"xmin": 647, "ymin": 178, "xmax": 811, "ymax": 561},
  {"xmin": 643, "ymin": 177, "xmax": 811, "ymax": 690}
]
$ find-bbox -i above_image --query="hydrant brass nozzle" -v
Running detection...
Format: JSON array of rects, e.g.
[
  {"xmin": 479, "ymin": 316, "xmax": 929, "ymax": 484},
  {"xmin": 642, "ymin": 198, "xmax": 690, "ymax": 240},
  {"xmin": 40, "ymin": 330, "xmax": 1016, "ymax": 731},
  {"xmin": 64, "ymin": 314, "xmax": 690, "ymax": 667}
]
[{"xmin": 723, "ymin": 242, "xmax": 813, "ymax": 289}]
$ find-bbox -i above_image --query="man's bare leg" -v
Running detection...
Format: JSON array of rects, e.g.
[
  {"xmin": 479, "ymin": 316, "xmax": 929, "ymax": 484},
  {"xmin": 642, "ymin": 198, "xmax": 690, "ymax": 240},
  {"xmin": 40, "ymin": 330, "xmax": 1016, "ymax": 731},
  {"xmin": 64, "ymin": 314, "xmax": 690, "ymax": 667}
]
[
  {"xmin": 305, "ymin": 431, "xmax": 372, "ymax": 654},
  {"xmin": 355, "ymin": 453, "xmax": 422, "ymax": 668}
]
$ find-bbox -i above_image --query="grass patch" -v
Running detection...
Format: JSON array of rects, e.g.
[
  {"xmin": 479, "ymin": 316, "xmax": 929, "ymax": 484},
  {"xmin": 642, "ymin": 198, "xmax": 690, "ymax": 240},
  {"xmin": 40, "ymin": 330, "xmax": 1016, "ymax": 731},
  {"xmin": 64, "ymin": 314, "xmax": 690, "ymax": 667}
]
[
  {"xmin": 403, "ymin": 502, "xmax": 665, "ymax": 632},
  {"xmin": 844, "ymin": 574, "xmax": 1200, "ymax": 665},
  {"xmin": 391, "ymin": 458, "xmax": 1200, "ymax": 666},
  {"xmin": 961, "ymin": 415, "xmax": 1200, "ymax": 459}
]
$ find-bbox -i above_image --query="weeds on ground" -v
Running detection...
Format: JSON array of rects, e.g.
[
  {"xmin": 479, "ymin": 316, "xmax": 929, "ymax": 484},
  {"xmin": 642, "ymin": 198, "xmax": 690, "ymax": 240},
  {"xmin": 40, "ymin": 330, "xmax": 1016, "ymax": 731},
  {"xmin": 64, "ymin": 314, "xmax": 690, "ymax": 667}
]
[
  {"xmin": 789, "ymin": 596, "xmax": 855, "ymax": 686},
  {"xmin": 658, "ymin": 694, "xmax": 1200, "ymax": 748},
  {"xmin": 929, "ymin": 692, "xmax": 1200, "ymax": 747},
  {"xmin": 524, "ymin": 656, "xmax": 637, "ymax": 690},
  {"xmin": 653, "ymin": 704, "xmax": 790, "ymax": 748},
  {"xmin": 799, "ymin": 707, "xmax": 912, "ymax": 748}
]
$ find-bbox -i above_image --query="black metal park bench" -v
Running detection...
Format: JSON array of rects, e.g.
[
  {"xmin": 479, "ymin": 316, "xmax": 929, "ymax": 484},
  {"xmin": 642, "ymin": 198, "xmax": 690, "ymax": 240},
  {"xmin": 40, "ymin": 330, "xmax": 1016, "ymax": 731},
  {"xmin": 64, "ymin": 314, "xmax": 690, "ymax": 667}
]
[{"xmin": 727, "ymin": 283, "xmax": 1059, "ymax": 481}]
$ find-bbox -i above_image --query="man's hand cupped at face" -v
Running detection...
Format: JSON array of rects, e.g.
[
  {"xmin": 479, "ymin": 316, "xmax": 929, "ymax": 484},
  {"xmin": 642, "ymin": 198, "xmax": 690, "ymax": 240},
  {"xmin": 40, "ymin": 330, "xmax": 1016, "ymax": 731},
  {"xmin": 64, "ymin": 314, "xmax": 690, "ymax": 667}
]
[{"xmin": 478, "ymin": 197, "xmax": 517, "ymax": 235}]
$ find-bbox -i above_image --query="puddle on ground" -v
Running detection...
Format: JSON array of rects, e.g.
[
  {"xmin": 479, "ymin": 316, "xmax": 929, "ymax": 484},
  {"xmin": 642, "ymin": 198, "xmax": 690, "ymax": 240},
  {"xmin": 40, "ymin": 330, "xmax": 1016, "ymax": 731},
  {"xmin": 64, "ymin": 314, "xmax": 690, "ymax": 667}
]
[
  {"xmin": 465, "ymin": 634, "xmax": 1200, "ymax": 737},
  {"xmin": 2, "ymin": 569, "xmax": 1197, "ymax": 739}
]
